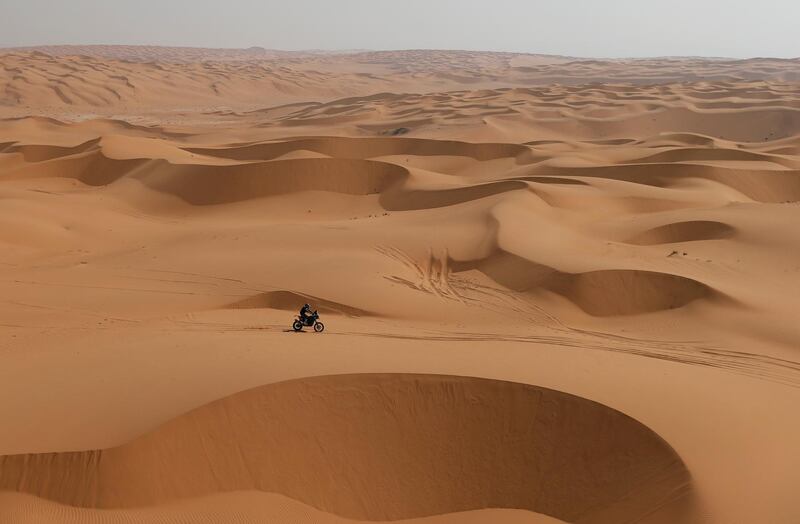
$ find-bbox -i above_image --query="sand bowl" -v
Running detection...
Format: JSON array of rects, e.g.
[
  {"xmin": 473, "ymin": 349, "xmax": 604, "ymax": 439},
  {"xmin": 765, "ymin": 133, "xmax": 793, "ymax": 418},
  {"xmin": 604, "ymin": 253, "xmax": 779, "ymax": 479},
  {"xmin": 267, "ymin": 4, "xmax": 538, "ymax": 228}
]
[{"xmin": 0, "ymin": 374, "xmax": 692, "ymax": 523}]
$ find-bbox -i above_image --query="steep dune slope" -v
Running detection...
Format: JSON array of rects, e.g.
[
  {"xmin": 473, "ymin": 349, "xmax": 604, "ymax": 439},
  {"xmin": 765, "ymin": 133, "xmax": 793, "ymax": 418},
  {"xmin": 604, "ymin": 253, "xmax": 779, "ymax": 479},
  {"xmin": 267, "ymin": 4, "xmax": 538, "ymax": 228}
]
[
  {"xmin": 0, "ymin": 374, "xmax": 691, "ymax": 524},
  {"xmin": 1, "ymin": 123, "xmax": 796, "ymax": 325}
]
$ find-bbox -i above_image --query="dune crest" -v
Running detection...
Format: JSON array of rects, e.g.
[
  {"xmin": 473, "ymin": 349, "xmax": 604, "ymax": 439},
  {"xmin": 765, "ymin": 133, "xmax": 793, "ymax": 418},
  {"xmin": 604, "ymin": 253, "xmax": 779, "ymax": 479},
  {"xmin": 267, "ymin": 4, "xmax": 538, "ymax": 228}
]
[
  {"xmin": 451, "ymin": 251, "xmax": 712, "ymax": 316},
  {"xmin": 229, "ymin": 290, "xmax": 371, "ymax": 316},
  {"xmin": 627, "ymin": 220, "xmax": 736, "ymax": 245}
]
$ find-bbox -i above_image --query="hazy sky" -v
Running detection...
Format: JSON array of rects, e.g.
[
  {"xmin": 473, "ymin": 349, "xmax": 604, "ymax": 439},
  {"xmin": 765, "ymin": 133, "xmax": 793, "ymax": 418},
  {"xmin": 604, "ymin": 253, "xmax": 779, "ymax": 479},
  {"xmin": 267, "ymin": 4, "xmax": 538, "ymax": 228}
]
[{"xmin": 1, "ymin": 0, "xmax": 798, "ymax": 58}]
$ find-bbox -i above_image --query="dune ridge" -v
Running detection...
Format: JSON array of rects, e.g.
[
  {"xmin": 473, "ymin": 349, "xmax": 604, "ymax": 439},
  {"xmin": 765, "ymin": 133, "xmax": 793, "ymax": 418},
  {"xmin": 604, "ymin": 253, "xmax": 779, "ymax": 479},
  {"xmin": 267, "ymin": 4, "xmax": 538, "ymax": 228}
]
[
  {"xmin": 452, "ymin": 251, "xmax": 712, "ymax": 316},
  {"xmin": 626, "ymin": 221, "xmax": 736, "ymax": 245},
  {"xmin": 0, "ymin": 124, "xmax": 789, "ymax": 321},
  {"xmin": 229, "ymin": 290, "xmax": 371, "ymax": 317},
  {"xmin": 1, "ymin": 50, "xmax": 799, "ymax": 119}
]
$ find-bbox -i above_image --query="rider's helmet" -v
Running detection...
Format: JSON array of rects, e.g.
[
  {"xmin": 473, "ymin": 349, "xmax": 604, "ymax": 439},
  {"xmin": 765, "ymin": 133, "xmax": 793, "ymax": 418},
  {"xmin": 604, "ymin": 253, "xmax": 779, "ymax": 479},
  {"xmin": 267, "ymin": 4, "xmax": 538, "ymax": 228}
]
[{"xmin": 303, "ymin": 303, "xmax": 310, "ymax": 309}]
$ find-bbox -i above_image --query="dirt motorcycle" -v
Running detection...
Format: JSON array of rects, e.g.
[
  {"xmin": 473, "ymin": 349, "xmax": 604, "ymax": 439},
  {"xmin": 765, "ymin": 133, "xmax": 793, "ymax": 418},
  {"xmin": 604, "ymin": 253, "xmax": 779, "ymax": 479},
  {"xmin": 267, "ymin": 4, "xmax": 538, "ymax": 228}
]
[{"xmin": 292, "ymin": 310, "xmax": 325, "ymax": 333}]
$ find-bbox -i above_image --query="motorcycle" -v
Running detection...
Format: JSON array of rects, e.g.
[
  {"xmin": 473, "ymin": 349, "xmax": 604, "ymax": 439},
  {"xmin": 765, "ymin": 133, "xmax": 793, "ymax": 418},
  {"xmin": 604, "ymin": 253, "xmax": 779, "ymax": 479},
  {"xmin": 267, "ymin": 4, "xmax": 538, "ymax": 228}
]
[{"xmin": 292, "ymin": 310, "xmax": 325, "ymax": 333}]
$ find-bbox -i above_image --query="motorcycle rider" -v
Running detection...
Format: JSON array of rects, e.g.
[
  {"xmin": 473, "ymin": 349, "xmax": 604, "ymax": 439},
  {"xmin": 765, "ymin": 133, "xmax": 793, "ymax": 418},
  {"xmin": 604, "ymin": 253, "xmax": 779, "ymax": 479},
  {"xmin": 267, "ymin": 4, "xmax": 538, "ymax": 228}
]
[{"xmin": 299, "ymin": 303, "xmax": 314, "ymax": 324}]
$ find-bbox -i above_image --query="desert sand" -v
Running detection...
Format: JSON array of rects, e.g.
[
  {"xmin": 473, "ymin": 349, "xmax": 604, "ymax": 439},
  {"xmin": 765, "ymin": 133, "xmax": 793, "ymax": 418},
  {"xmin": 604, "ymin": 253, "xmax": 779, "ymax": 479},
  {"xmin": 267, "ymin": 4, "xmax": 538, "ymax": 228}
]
[{"xmin": 0, "ymin": 46, "xmax": 799, "ymax": 524}]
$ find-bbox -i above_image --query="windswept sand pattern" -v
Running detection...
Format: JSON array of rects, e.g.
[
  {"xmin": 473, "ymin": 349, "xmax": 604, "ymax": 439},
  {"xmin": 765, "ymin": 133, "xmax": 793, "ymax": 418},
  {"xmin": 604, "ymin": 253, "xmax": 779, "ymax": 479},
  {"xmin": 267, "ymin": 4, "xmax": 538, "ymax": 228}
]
[
  {"xmin": 264, "ymin": 83, "xmax": 800, "ymax": 141},
  {"xmin": 1, "ymin": 49, "xmax": 799, "ymax": 117},
  {"xmin": 3, "ymin": 45, "xmax": 306, "ymax": 63},
  {"xmin": 1, "ymin": 125, "xmax": 800, "ymax": 381}
]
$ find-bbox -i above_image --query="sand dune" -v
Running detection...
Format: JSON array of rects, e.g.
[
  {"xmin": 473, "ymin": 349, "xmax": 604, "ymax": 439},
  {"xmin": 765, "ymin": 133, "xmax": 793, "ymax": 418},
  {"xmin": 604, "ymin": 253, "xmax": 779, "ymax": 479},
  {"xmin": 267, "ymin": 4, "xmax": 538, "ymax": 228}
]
[
  {"xmin": 454, "ymin": 251, "xmax": 712, "ymax": 316},
  {"xmin": 1, "ymin": 48, "xmax": 800, "ymax": 524},
  {"xmin": 2, "ymin": 45, "xmax": 307, "ymax": 63},
  {"xmin": 0, "ymin": 110, "xmax": 797, "ymax": 323},
  {"xmin": 0, "ymin": 374, "xmax": 690, "ymax": 523},
  {"xmin": 626, "ymin": 220, "xmax": 736, "ymax": 245},
  {"xmin": 1, "ymin": 48, "xmax": 799, "ymax": 118},
  {"xmin": 0, "ymin": 116, "xmax": 795, "ymax": 321},
  {"xmin": 230, "ymin": 290, "xmax": 371, "ymax": 317}
]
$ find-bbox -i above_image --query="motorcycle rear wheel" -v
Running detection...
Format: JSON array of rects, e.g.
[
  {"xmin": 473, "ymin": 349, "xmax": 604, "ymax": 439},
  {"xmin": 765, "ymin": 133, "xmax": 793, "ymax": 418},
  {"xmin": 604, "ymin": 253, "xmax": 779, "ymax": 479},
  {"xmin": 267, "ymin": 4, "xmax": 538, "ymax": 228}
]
[{"xmin": 292, "ymin": 320, "xmax": 304, "ymax": 332}]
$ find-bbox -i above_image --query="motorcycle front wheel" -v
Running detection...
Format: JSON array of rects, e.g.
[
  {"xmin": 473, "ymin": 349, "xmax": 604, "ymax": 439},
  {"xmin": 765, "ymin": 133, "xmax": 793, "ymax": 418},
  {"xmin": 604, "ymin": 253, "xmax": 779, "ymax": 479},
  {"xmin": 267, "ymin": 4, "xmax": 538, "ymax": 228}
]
[
  {"xmin": 314, "ymin": 321, "xmax": 325, "ymax": 333},
  {"xmin": 292, "ymin": 320, "xmax": 304, "ymax": 332}
]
